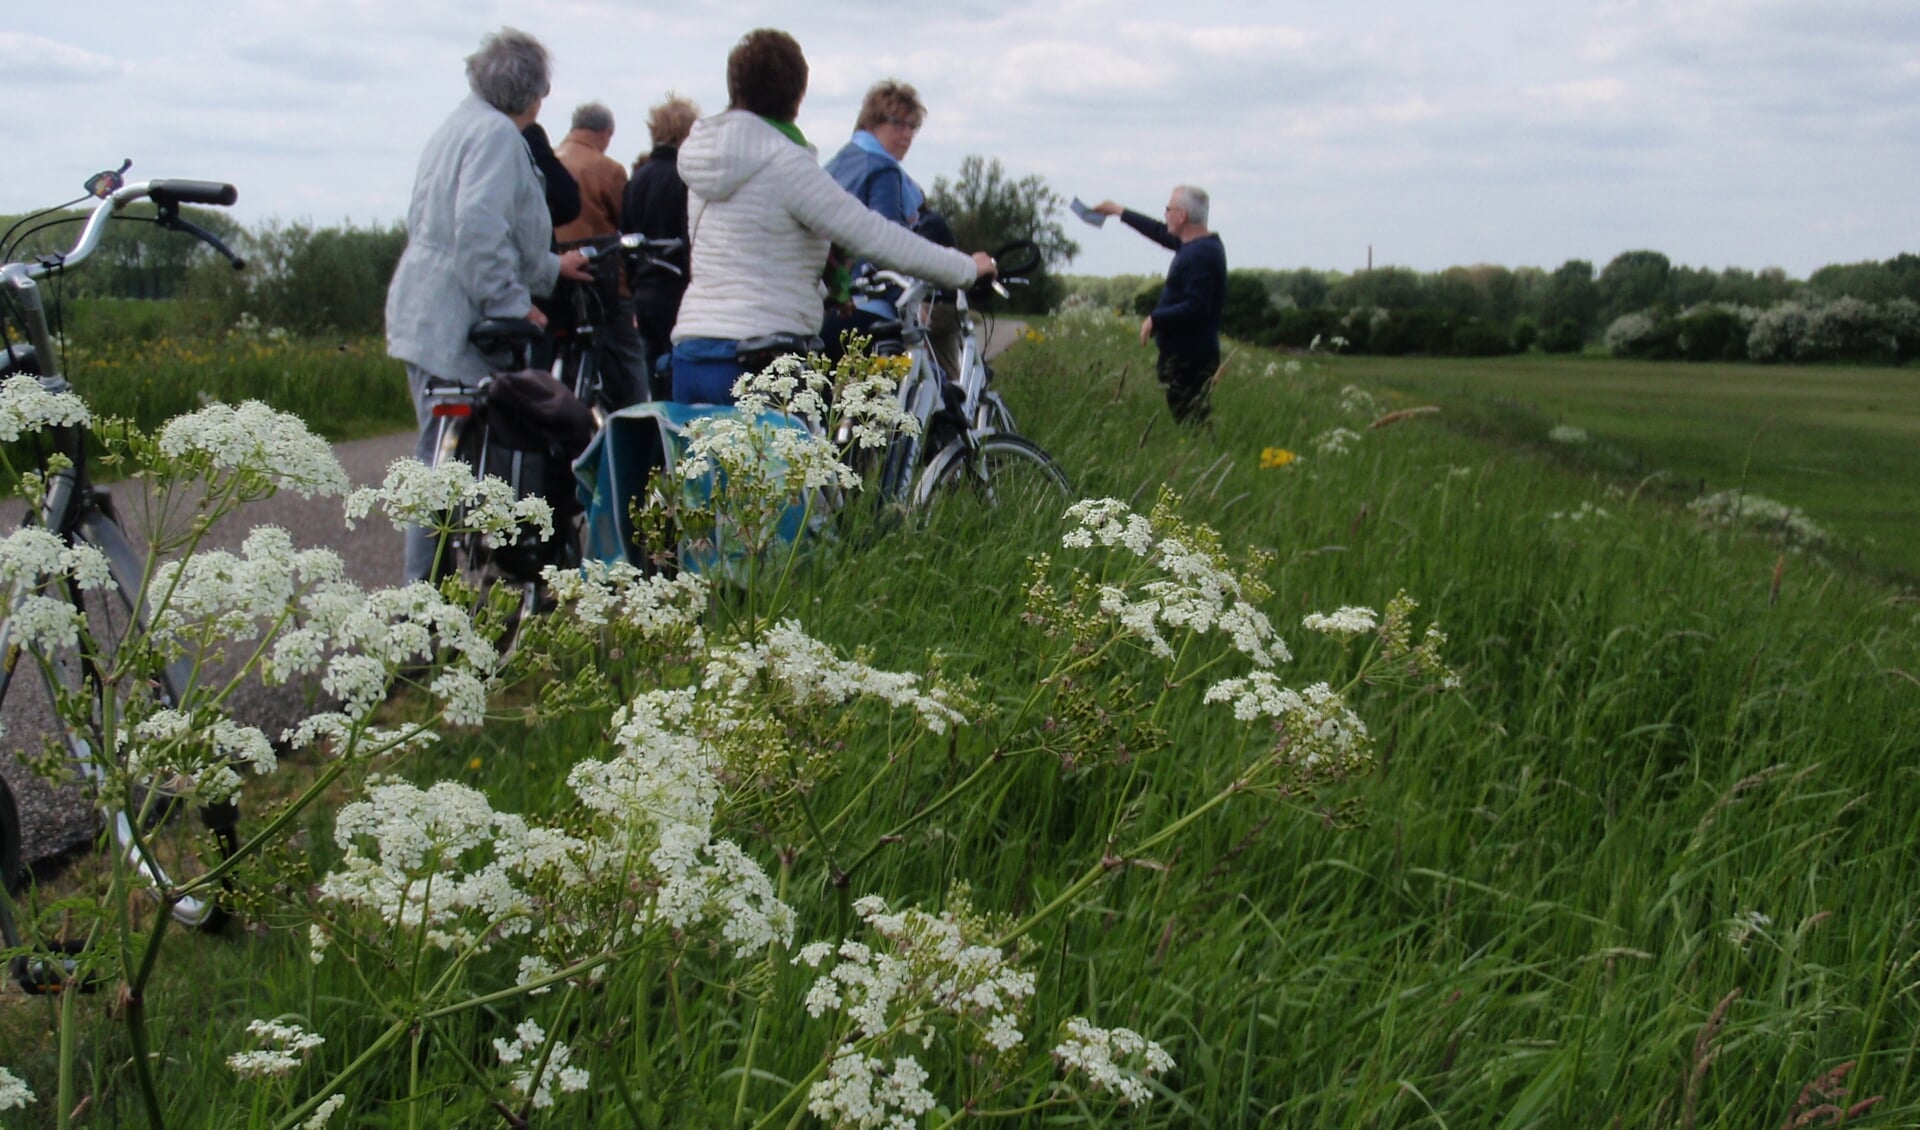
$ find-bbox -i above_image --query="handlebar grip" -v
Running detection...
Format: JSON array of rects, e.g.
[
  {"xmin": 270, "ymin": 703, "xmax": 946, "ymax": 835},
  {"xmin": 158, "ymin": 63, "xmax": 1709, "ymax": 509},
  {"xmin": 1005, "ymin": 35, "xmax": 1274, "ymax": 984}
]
[{"xmin": 149, "ymin": 180, "xmax": 238, "ymax": 207}]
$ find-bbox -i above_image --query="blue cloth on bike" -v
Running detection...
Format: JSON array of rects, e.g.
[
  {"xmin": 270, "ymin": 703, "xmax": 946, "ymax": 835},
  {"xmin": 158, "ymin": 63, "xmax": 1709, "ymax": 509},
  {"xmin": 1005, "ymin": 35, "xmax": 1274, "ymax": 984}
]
[
  {"xmin": 573, "ymin": 401, "xmax": 820, "ymax": 585},
  {"xmin": 669, "ymin": 337, "xmax": 747, "ymax": 405}
]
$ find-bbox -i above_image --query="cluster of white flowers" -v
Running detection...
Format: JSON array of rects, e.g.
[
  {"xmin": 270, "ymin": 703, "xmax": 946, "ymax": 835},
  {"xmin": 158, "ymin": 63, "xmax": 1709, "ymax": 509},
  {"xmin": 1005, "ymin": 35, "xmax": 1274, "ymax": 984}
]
[
  {"xmin": 1052, "ymin": 1017, "xmax": 1174, "ymax": 1105},
  {"xmin": 318, "ymin": 779, "xmax": 564, "ymax": 951},
  {"xmin": 680, "ymin": 409, "xmax": 857, "ymax": 498},
  {"xmin": 806, "ymin": 1049, "xmax": 937, "ymax": 1130},
  {"xmin": 567, "ymin": 688, "xmax": 797, "ymax": 954},
  {"xmin": 1061, "ymin": 498, "xmax": 1286, "ymax": 668},
  {"xmin": 149, "ymin": 526, "xmax": 345, "ymax": 647},
  {"xmin": 301, "ymin": 1094, "xmax": 346, "ymax": 1129},
  {"xmin": 832, "ymin": 366, "xmax": 920, "ymax": 451},
  {"xmin": 1313, "ymin": 426, "xmax": 1362, "ymax": 456},
  {"xmin": 795, "ymin": 895, "xmax": 1035, "ymax": 1055},
  {"xmin": 1548, "ymin": 424, "xmax": 1589, "ymax": 445},
  {"xmin": 1302, "ymin": 606, "xmax": 1379, "ymax": 639},
  {"xmin": 1688, "ymin": 490, "xmax": 1828, "ymax": 547},
  {"xmin": 731, "ymin": 353, "xmax": 830, "ymax": 423},
  {"xmin": 1338, "ymin": 384, "xmax": 1376, "ymax": 415},
  {"xmin": 0, "ymin": 373, "xmax": 89, "ymax": 443},
  {"xmin": 120, "ymin": 710, "xmax": 276, "ymax": 804},
  {"xmin": 1201, "ymin": 673, "xmax": 1370, "ymax": 769},
  {"xmin": 0, "ymin": 1066, "xmax": 34, "ymax": 1112},
  {"xmin": 541, "ymin": 560, "xmax": 708, "ymax": 640},
  {"xmin": 226, "ymin": 1018, "xmax": 325, "ymax": 1079},
  {"xmin": 1047, "ymin": 293, "xmax": 1131, "ymax": 339},
  {"xmin": 493, "ymin": 1017, "xmax": 590, "ymax": 1110},
  {"xmin": 157, "ymin": 401, "xmax": 350, "ymax": 498},
  {"xmin": 288, "ymin": 580, "xmax": 501, "ymax": 725},
  {"xmin": 345, "ymin": 458, "xmax": 553, "ymax": 549},
  {"xmin": 703, "ymin": 620, "xmax": 967, "ymax": 734},
  {"xmin": 0, "ymin": 527, "xmax": 113, "ymax": 652},
  {"xmin": 1725, "ymin": 909, "xmax": 1772, "ymax": 949},
  {"xmin": 1548, "ymin": 502, "xmax": 1611, "ymax": 523}
]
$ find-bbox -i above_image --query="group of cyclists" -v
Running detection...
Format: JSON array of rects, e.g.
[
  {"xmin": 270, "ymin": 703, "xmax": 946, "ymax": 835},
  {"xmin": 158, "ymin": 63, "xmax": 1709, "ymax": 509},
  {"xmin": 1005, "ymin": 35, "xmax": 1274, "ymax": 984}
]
[{"xmin": 383, "ymin": 26, "xmax": 998, "ymax": 581}]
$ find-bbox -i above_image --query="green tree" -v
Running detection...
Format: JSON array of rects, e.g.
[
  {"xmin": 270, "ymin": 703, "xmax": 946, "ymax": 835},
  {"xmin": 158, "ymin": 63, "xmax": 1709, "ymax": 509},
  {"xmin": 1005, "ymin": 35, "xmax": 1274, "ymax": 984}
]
[
  {"xmin": 927, "ymin": 156, "xmax": 1079, "ymax": 313},
  {"xmin": 1598, "ymin": 249, "xmax": 1672, "ymax": 321},
  {"xmin": 1540, "ymin": 259, "xmax": 1598, "ymax": 332}
]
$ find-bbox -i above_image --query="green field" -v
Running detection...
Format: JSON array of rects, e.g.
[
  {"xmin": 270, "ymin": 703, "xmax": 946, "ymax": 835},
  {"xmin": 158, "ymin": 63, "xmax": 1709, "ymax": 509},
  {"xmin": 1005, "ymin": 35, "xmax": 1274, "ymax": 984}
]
[
  {"xmin": 1326, "ymin": 353, "xmax": 1920, "ymax": 583},
  {"xmin": 4, "ymin": 315, "xmax": 1920, "ymax": 1128}
]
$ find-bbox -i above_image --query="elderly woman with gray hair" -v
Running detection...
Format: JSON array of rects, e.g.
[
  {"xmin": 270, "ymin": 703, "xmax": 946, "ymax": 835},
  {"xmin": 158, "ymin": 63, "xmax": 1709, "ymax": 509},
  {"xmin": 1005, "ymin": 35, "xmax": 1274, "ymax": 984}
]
[{"xmin": 385, "ymin": 27, "xmax": 590, "ymax": 582}]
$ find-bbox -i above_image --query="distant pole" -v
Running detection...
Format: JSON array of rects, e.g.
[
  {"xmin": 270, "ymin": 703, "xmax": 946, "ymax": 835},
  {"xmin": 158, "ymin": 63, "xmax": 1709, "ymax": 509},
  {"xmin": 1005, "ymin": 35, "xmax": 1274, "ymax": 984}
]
[{"xmin": 1367, "ymin": 245, "xmax": 1373, "ymax": 272}]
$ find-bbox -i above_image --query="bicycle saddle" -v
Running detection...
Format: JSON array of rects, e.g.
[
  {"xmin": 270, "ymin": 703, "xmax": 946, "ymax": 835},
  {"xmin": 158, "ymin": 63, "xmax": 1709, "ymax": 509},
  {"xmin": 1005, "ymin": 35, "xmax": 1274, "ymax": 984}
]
[{"xmin": 468, "ymin": 318, "xmax": 545, "ymax": 353}]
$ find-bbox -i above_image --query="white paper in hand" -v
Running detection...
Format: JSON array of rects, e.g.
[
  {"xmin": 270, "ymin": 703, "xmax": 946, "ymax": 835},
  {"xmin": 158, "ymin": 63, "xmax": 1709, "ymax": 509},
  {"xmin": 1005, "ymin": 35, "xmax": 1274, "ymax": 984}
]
[{"xmin": 1069, "ymin": 197, "xmax": 1108, "ymax": 228}]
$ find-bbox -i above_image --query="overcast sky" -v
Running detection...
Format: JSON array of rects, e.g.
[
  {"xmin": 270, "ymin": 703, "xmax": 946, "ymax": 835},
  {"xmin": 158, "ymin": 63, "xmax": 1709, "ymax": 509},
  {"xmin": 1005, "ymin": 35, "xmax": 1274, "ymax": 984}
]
[{"xmin": 8, "ymin": 0, "xmax": 1917, "ymax": 280}]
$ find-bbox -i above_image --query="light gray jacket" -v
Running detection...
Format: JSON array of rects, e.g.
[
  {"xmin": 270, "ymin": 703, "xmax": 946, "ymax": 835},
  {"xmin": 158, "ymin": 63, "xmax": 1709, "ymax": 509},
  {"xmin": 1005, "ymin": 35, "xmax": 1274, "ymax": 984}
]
[
  {"xmin": 385, "ymin": 93, "xmax": 560, "ymax": 383},
  {"xmin": 673, "ymin": 110, "xmax": 977, "ymax": 343}
]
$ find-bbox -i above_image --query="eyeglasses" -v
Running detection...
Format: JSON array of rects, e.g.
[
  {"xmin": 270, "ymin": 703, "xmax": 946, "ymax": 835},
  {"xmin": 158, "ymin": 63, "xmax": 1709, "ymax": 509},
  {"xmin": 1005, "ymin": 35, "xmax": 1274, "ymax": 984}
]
[{"xmin": 886, "ymin": 117, "xmax": 922, "ymax": 133}]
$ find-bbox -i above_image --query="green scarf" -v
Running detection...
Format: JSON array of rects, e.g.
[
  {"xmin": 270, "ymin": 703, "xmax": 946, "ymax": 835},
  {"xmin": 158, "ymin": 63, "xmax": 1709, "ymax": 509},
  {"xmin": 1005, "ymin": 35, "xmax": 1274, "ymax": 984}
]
[{"xmin": 757, "ymin": 115, "xmax": 808, "ymax": 149}]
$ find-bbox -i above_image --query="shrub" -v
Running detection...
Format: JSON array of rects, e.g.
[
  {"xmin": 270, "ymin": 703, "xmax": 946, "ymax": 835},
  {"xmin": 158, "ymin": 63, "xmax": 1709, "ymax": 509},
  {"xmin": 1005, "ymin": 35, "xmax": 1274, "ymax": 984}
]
[
  {"xmin": 1603, "ymin": 311, "xmax": 1659, "ymax": 357},
  {"xmin": 1747, "ymin": 301, "xmax": 1812, "ymax": 362},
  {"xmin": 1511, "ymin": 317, "xmax": 1539, "ymax": 353},
  {"xmin": 1672, "ymin": 305, "xmax": 1751, "ymax": 362},
  {"xmin": 1449, "ymin": 319, "xmax": 1512, "ymax": 357},
  {"xmin": 1539, "ymin": 318, "xmax": 1586, "ymax": 354}
]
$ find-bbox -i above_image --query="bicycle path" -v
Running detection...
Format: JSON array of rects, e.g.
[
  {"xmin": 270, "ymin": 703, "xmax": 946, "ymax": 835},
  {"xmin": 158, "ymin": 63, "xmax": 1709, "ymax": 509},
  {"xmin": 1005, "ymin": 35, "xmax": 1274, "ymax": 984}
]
[{"xmin": 3, "ymin": 319, "xmax": 1027, "ymax": 877}]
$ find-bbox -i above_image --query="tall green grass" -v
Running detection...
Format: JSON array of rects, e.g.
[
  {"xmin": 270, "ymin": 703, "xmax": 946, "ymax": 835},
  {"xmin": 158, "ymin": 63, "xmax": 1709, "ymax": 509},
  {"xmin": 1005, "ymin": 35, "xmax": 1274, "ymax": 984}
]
[
  {"xmin": 4, "ymin": 317, "xmax": 1918, "ymax": 1127},
  {"xmin": 1326, "ymin": 352, "xmax": 1920, "ymax": 584}
]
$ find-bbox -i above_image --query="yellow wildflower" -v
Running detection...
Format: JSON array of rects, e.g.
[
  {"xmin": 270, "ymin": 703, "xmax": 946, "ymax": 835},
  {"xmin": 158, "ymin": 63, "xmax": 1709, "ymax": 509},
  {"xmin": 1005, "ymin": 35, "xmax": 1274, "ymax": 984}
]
[{"xmin": 1259, "ymin": 447, "xmax": 1299, "ymax": 470}]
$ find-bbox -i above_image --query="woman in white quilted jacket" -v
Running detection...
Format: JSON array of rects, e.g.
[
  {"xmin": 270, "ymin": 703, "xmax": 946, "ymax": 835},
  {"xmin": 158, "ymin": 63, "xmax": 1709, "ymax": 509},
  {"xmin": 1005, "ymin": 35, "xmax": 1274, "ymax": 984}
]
[{"xmin": 670, "ymin": 28, "xmax": 996, "ymax": 404}]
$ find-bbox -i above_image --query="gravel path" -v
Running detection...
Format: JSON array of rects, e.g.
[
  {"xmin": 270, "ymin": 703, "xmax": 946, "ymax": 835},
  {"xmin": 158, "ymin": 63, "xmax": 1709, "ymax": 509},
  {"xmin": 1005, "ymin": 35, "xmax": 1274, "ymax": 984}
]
[
  {"xmin": 2, "ymin": 319, "xmax": 1027, "ymax": 876},
  {"xmin": 1, "ymin": 430, "xmax": 414, "ymax": 876}
]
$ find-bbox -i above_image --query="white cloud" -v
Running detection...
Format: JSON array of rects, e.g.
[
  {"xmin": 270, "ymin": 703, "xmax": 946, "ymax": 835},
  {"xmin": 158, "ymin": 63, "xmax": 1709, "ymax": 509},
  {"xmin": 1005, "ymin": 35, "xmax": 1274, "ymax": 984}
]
[{"xmin": 0, "ymin": 32, "xmax": 123, "ymax": 81}]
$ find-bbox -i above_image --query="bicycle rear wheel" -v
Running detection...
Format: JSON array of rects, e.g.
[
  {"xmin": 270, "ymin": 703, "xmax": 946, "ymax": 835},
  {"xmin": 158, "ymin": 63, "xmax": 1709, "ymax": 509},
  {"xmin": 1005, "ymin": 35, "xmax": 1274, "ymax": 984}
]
[
  {"xmin": 915, "ymin": 433, "xmax": 1073, "ymax": 534},
  {"xmin": 61, "ymin": 510, "xmax": 237, "ymax": 932},
  {"xmin": 0, "ymin": 774, "xmax": 19, "ymax": 897}
]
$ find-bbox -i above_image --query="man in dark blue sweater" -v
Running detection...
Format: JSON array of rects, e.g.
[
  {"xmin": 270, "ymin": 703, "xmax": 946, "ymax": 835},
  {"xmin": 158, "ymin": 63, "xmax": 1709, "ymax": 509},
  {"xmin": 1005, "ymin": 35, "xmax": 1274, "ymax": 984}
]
[{"xmin": 1094, "ymin": 187, "xmax": 1226, "ymax": 424}]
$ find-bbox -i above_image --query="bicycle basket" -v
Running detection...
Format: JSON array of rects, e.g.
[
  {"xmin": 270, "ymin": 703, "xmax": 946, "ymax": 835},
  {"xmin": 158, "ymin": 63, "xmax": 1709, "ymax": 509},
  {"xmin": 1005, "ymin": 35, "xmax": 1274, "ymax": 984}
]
[{"xmin": 574, "ymin": 402, "xmax": 822, "ymax": 585}]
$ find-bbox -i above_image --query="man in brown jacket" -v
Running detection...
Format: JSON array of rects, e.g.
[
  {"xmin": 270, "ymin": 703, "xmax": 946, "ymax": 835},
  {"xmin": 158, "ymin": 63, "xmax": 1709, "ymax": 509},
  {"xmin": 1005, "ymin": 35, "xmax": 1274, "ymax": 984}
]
[{"xmin": 553, "ymin": 102, "xmax": 651, "ymax": 403}]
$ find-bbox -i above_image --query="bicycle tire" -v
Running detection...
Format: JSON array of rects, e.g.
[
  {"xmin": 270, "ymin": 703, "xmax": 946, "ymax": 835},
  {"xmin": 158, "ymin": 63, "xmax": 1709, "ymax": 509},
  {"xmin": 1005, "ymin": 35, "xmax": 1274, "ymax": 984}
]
[
  {"xmin": 0, "ymin": 773, "xmax": 19, "ymax": 897},
  {"xmin": 70, "ymin": 508, "xmax": 238, "ymax": 933},
  {"xmin": 914, "ymin": 433, "xmax": 1074, "ymax": 524}
]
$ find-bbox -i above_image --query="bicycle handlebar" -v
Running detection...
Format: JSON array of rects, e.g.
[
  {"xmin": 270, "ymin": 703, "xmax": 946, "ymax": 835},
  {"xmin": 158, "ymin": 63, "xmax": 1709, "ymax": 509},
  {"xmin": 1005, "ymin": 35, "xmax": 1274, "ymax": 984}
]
[
  {"xmin": 578, "ymin": 234, "xmax": 687, "ymax": 277},
  {"xmin": 2, "ymin": 176, "xmax": 241, "ymax": 283}
]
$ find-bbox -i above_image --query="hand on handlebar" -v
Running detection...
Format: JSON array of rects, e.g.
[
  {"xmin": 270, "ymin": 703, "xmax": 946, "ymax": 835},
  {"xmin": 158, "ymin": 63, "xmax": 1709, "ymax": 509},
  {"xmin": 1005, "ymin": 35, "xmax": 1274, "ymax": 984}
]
[
  {"xmin": 558, "ymin": 249, "xmax": 592, "ymax": 282},
  {"xmin": 970, "ymin": 251, "xmax": 997, "ymax": 280}
]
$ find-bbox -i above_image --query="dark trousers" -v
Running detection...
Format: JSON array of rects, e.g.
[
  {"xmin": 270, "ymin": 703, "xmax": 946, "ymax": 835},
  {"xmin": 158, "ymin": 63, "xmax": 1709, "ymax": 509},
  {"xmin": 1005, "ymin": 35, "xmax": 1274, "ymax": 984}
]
[{"xmin": 1156, "ymin": 350, "xmax": 1217, "ymax": 425}]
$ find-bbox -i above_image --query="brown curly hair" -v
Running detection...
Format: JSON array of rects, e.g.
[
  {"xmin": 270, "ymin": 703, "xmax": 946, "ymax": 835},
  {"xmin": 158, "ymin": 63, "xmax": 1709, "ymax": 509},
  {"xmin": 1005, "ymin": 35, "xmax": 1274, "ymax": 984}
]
[
  {"xmin": 726, "ymin": 29, "xmax": 807, "ymax": 119},
  {"xmin": 854, "ymin": 80, "xmax": 925, "ymax": 133}
]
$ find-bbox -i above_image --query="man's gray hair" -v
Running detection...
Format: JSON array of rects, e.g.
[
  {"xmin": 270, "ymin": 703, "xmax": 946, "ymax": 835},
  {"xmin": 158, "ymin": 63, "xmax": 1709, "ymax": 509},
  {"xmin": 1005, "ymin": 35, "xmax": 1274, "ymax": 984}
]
[
  {"xmin": 1173, "ymin": 185, "xmax": 1210, "ymax": 228},
  {"xmin": 466, "ymin": 28, "xmax": 551, "ymax": 116},
  {"xmin": 572, "ymin": 101, "xmax": 615, "ymax": 133}
]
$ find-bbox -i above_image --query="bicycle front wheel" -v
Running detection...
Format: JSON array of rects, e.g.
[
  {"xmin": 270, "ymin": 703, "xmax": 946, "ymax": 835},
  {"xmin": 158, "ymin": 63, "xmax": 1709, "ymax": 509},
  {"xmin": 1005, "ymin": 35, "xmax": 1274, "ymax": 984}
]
[
  {"xmin": 62, "ymin": 510, "xmax": 237, "ymax": 933},
  {"xmin": 914, "ymin": 433, "xmax": 1074, "ymax": 534}
]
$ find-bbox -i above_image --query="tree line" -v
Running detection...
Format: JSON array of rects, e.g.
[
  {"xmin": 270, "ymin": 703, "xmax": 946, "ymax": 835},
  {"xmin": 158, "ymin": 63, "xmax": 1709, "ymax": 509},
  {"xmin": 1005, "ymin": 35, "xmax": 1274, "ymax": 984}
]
[
  {"xmin": 12, "ymin": 174, "xmax": 1917, "ymax": 365},
  {"xmin": 1064, "ymin": 250, "xmax": 1920, "ymax": 364}
]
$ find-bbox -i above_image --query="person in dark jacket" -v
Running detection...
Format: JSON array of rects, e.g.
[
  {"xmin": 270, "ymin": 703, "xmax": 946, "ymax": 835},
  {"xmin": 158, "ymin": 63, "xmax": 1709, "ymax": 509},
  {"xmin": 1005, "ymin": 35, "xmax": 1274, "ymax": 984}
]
[
  {"xmin": 1093, "ymin": 187, "xmax": 1226, "ymax": 424},
  {"xmin": 621, "ymin": 93, "xmax": 700, "ymax": 387}
]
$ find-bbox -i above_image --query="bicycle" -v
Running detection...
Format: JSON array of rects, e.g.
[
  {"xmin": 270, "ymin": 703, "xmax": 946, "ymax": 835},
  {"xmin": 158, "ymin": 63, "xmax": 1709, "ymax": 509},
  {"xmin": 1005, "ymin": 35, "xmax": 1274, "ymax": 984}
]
[
  {"xmin": 417, "ymin": 318, "xmax": 593, "ymax": 641},
  {"xmin": 0, "ymin": 168, "xmax": 249, "ymax": 988},
  {"xmin": 555, "ymin": 234, "xmax": 686, "ymax": 416},
  {"xmin": 851, "ymin": 241, "xmax": 1072, "ymax": 516}
]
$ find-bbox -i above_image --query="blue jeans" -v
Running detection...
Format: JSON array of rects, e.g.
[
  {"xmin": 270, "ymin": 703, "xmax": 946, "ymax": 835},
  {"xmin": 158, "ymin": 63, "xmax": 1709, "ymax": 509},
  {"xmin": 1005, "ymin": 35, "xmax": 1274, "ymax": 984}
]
[{"xmin": 670, "ymin": 338, "xmax": 745, "ymax": 405}]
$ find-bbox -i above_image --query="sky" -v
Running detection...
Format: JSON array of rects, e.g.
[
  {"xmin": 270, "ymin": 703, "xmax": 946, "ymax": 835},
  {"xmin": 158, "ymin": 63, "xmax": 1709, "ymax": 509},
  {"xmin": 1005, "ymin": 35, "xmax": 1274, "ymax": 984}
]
[{"xmin": 7, "ymin": 0, "xmax": 1918, "ymax": 281}]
